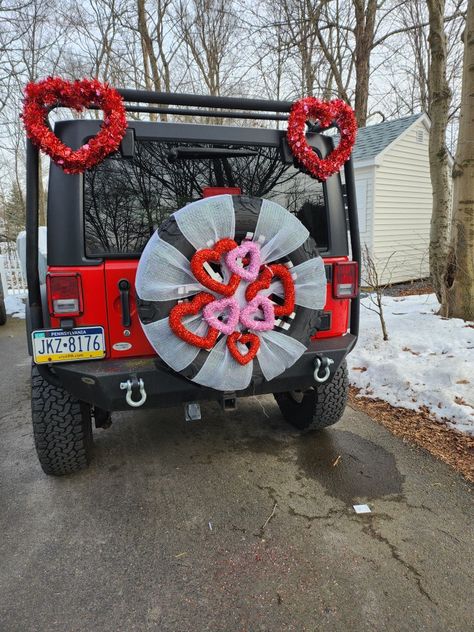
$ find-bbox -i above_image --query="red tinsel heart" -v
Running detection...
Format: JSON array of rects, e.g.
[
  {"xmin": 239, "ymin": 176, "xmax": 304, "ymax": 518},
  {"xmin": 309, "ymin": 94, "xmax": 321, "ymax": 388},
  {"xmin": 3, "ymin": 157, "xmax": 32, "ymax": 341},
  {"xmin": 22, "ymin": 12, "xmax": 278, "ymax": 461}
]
[
  {"xmin": 287, "ymin": 97, "xmax": 357, "ymax": 182},
  {"xmin": 246, "ymin": 264, "xmax": 295, "ymax": 317},
  {"xmin": 169, "ymin": 292, "xmax": 219, "ymax": 349},
  {"xmin": 190, "ymin": 238, "xmax": 240, "ymax": 296},
  {"xmin": 227, "ymin": 332, "xmax": 260, "ymax": 366},
  {"xmin": 22, "ymin": 77, "xmax": 127, "ymax": 174}
]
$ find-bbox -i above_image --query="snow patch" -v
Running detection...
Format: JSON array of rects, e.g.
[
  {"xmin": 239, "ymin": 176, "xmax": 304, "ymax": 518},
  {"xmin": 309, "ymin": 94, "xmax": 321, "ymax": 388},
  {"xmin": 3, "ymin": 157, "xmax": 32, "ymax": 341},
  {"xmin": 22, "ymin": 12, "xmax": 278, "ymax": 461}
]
[
  {"xmin": 348, "ymin": 293, "xmax": 474, "ymax": 435},
  {"xmin": 5, "ymin": 295, "xmax": 26, "ymax": 319}
]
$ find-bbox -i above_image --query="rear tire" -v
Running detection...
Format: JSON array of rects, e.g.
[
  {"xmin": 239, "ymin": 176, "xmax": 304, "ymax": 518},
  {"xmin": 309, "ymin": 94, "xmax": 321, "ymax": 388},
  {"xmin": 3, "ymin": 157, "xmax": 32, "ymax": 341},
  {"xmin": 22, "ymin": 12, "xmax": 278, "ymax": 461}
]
[
  {"xmin": 274, "ymin": 360, "xmax": 349, "ymax": 431},
  {"xmin": 31, "ymin": 365, "xmax": 93, "ymax": 475}
]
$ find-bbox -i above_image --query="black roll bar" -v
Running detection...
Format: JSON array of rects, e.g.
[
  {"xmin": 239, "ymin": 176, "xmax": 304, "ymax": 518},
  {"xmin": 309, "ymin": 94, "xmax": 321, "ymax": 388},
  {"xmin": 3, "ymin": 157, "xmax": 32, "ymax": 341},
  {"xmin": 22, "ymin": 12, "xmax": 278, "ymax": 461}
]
[
  {"xmin": 116, "ymin": 89, "xmax": 293, "ymax": 113},
  {"xmin": 90, "ymin": 104, "xmax": 289, "ymax": 121},
  {"xmin": 343, "ymin": 157, "xmax": 361, "ymax": 338},
  {"xmin": 26, "ymin": 139, "xmax": 42, "ymax": 331}
]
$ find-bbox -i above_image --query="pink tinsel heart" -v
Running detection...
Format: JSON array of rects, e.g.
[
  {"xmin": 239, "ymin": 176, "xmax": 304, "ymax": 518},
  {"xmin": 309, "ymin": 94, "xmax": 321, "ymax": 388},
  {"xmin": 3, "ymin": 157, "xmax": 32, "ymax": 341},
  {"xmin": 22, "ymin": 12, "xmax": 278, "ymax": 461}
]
[
  {"xmin": 224, "ymin": 240, "xmax": 261, "ymax": 282},
  {"xmin": 202, "ymin": 297, "xmax": 240, "ymax": 335},
  {"xmin": 239, "ymin": 295, "xmax": 275, "ymax": 332}
]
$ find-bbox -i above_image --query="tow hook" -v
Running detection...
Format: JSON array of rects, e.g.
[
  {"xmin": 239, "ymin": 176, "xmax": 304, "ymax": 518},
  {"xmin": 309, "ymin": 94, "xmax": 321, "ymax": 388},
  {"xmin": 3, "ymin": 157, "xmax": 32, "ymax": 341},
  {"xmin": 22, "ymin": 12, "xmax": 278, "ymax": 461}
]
[
  {"xmin": 120, "ymin": 375, "xmax": 147, "ymax": 408},
  {"xmin": 313, "ymin": 356, "xmax": 334, "ymax": 383}
]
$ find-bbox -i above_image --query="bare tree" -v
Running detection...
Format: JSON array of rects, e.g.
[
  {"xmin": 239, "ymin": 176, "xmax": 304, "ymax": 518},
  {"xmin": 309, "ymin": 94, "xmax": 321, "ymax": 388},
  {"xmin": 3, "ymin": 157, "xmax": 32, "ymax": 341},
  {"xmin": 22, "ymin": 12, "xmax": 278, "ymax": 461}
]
[
  {"xmin": 176, "ymin": 0, "xmax": 239, "ymax": 96},
  {"xmin": 426, "ymin": 0, "xmax": 454, "ymax": 302},
  {"xmin": 361, "ymin": 245, "xmax": 397, "ymax": 341},
  {"xmin": 442, "ymin": 2, "xmax": 474, "ymax": 320}
]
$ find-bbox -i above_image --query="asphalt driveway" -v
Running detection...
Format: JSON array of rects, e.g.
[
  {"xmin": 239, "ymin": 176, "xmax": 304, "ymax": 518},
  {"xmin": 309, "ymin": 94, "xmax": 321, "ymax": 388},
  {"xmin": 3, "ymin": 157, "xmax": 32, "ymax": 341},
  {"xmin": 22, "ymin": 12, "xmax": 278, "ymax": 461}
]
[{"xmin": 0, "ymin": 317, "xmax": 473, "ymax": 631}]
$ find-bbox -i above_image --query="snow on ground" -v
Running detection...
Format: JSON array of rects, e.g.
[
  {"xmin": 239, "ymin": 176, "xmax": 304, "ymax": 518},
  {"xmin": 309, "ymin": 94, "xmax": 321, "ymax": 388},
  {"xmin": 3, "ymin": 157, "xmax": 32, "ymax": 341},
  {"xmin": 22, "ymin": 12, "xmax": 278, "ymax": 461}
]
[
  {"xmin": 5, "ymin": 295, "xmax": 26, "ymax": 319},
  {"xmin": 348, "ymin": 293, "xmax": 474, "ymax": 435}
]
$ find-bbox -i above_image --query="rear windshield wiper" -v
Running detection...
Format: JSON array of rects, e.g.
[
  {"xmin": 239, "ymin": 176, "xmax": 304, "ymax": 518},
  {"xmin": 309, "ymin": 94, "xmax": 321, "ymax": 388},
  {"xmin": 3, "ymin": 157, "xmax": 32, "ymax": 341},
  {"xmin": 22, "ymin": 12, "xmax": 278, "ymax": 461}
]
[{"xmin": 167, "ymin": 146, "xmax": 259, "ymax": 162}]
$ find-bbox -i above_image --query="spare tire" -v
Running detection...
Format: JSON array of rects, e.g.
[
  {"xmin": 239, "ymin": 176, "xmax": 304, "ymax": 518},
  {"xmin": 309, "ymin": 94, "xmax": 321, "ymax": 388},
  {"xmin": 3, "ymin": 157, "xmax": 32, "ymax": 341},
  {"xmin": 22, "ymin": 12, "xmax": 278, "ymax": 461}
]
[{"xmin": 136, "ymin": 194, "xmax": 327, "ymax": 392}]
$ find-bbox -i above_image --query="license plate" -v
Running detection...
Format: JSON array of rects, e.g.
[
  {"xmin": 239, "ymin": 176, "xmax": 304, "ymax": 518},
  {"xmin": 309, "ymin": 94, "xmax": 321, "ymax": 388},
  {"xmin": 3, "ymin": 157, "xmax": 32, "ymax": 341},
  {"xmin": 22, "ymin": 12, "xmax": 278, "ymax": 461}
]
[{"xmin": 32, "ymin": 326, "xmax": 106, "ymax": 364}]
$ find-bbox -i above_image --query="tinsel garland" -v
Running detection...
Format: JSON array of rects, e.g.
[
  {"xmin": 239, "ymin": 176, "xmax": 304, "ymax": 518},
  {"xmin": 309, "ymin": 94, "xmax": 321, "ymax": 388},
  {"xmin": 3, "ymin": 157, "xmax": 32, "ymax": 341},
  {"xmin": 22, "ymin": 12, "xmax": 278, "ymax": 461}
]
[
  {"xmin": 22, "ymin": 77, "xmax": 127, "ymax": 174},
  {"xmin": 287, "ymin": 96, "xmax": 357, "ymax": 182}
]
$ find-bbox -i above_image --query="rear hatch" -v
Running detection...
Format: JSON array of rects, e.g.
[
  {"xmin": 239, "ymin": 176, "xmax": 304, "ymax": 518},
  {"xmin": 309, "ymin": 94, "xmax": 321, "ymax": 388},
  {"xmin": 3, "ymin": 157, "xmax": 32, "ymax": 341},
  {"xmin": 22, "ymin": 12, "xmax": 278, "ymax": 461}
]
[{"xmin": 47, "ymin": 120, "xmax": 352, "ymax": 359}]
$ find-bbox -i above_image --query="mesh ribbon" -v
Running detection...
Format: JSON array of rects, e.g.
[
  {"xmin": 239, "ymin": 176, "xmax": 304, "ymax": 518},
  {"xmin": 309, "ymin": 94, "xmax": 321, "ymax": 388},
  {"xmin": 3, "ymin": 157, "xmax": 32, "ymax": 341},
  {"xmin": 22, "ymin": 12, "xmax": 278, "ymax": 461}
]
[
  {"xmin": 174, "ymin": 195, "xmax": 235, "ymax": 250},
  {"xmin": 253, "ymin": 199, "xmax": 309, "ymax": 263},
  {"xmin": 135, "ymin": 233, "xmax": 202, "ymax": 301}
]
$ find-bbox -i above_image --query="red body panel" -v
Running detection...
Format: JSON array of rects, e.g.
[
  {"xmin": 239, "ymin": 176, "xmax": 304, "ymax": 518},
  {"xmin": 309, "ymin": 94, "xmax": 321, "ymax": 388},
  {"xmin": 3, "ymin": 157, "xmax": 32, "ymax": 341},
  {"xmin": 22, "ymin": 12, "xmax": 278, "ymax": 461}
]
[
  {"xmin": 48, "ymin": 265, "xmax": 111, "ymax": 353},
  {"xmin": 48, "ymin": 254, "xmax": 352, "ymax": 359},
  {"xmin": 103, "ymin": 261, "xmax": 154, "ymax": 358}
]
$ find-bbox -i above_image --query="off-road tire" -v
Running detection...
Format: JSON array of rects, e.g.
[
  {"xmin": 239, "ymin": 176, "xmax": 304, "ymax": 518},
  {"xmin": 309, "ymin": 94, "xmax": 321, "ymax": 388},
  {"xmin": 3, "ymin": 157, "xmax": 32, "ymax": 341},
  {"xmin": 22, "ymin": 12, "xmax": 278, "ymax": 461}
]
[
  {"xmin": 31, "ymin": 365, "xmax": 93, "ymax": 475},
  {"xmin": 274, "ymin": 360, "xmax": 349, "ymax": 431}
]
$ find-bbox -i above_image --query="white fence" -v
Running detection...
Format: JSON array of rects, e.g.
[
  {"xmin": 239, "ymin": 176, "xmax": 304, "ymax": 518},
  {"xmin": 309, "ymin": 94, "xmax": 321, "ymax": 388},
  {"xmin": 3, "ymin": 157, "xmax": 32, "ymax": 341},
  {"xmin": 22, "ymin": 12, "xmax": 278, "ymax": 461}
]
[{"xmin": 0, "ymin": 243, "xmax": 28, "ymax": 298}]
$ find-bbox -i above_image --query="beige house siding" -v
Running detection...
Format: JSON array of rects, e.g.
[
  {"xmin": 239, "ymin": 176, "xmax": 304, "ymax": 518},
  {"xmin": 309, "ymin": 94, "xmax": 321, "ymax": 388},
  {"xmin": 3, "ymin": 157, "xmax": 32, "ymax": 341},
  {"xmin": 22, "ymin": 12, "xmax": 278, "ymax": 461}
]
[
  {"xmin": 354, "ymin": 165, "xmax": 374, "ymax": 252},
  {"xmin": 372, "ymin": 120, "xmax": 432, "ymax": 284}
]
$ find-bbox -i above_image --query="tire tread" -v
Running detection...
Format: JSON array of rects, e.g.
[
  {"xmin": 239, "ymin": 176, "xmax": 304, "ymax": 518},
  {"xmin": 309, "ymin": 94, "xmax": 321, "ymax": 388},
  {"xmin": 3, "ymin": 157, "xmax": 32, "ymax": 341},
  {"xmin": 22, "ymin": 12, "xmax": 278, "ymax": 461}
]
[{"xmin": 31, "ymin": 365, "xmax": 92, "ymax": 475}]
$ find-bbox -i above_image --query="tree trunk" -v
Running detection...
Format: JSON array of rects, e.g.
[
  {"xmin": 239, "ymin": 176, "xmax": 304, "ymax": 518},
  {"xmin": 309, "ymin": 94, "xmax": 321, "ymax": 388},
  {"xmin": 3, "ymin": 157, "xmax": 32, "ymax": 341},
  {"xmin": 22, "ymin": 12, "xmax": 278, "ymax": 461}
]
[
  {"xmin": 427, "ymin": 0, "xmax": 452, "ymax": 302},
  {"xmin": 353, "ymin": 0, "xmax": 377, "ymax": 128},
  {"xmin": 442, "ymin": 4, "xmax": 474, "ymax": 320}
]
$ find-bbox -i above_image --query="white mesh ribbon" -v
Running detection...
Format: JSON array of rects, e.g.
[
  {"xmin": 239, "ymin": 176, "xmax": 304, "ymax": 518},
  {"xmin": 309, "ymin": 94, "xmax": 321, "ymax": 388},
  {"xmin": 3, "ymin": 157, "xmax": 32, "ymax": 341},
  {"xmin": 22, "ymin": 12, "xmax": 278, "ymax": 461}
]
[
  {"xmin": 136, "ymin": 195, "xmax": 327, "ymax": 392},
  {"xmin": 174, "ymin": 195, "xmax": 235, "ymax": 250},
  {"xmin": 193, "ymin": 336, "xmax": 253, "ymax": 391},
  {"xmin": 135, "ymin": 233, "xmax": 201, "ymax": 301},
  {"xmin": 253, "ymin": 199, "xmax": 309, "ymax": 263},
  {"xmin": 273, "ymin": 257, "xmax": 327, "ymax": 309},
  {"xmin": 257, "ymin": 331, "xmax": 307, "ymax": 381},
  {"xmin": 141, "ymin": 314, "xmax": 206, "ymax": 371}
]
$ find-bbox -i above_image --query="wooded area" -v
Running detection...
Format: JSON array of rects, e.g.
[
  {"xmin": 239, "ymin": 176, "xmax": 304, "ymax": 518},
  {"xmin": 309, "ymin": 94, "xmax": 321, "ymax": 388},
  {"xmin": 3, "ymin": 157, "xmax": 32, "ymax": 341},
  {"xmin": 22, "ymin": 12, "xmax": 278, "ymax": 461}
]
[{"xmin": 0, "ymin": 0, "xmax": 471, "ymax": 318}]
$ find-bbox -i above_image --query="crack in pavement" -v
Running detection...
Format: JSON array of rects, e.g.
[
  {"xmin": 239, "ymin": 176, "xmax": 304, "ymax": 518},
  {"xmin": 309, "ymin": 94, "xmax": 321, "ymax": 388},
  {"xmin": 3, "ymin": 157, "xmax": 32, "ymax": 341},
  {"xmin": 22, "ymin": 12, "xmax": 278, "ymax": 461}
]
[{"xmin": 362, "ymin": 521, "xmax": 438, "ymax": 606}]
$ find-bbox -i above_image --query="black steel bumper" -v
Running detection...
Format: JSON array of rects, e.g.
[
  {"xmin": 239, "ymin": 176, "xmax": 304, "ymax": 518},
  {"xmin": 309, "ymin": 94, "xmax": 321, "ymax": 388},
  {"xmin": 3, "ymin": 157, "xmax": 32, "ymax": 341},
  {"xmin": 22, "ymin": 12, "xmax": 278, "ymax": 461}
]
[{"xmin": 50, "ymin": 335, "xmax": 356, "ymax": 411}]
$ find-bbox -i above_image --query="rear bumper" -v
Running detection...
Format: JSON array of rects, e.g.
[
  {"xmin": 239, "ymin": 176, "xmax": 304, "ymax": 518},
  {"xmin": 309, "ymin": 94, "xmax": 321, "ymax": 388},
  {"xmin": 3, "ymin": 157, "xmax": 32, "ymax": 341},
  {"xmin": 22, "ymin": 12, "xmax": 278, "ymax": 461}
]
[{"xmin": 51, "ymin": 334, "xmax": 356, "ymax": 411}]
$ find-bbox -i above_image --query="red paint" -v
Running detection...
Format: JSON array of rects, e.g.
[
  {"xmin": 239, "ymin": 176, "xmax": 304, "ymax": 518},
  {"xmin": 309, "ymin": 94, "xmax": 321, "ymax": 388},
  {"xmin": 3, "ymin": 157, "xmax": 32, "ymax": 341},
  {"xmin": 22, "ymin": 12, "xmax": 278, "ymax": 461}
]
[
  {"xmin": 103, "ymin": 260, "xmax": 154, "ymax": 358},
  {"xmin": 48, "ymin": 264, "xmax": 112, "ymax": 353},
  {"xmin": 202, "ymin": 187, "xmax": 241, "ymax": 198},
  {"xmin": 48, "ymin": 255, "xmax": 355, "ymax": 359}
]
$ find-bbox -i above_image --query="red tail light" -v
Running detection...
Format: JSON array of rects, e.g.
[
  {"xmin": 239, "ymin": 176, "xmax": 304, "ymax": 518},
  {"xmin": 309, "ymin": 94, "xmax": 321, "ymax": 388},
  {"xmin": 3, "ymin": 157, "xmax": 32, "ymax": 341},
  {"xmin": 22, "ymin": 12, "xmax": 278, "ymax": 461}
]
[
  {"xmin": 333, "ymin": 261, "xmax": 358, "ymax": 299},
  {"xmin": 47, "ymin": 273, "xmax": 83, "ymax": 316}
]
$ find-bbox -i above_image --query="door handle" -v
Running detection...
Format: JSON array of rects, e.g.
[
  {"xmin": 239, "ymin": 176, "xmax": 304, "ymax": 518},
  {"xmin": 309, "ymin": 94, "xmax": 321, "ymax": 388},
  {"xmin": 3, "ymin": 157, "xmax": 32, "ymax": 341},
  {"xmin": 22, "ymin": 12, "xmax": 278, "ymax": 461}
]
[{"xmin": 118, "ymin": 279, "xmax": 131, "ymax": 327}]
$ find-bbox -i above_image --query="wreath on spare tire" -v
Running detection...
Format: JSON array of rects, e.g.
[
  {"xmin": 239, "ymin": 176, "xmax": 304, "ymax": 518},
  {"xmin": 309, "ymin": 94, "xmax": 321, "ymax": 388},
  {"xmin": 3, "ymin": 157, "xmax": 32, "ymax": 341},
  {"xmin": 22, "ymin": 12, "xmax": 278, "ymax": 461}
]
[{"xmin": 135, "ymin": 194, "xmax": 327, "ymax": 392}]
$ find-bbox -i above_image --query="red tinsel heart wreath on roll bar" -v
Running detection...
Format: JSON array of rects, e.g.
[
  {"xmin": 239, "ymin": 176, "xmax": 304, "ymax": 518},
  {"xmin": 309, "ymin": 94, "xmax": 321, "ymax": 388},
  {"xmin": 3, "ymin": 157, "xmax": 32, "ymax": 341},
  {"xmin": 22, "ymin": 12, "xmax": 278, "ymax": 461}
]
[
  {"xmin": 22, "ymin": 77, "xmax": 127, "ymax": 174},
  {"xmin": 287, "ymin": 97, "xmax": 357, "ymax": 182}
]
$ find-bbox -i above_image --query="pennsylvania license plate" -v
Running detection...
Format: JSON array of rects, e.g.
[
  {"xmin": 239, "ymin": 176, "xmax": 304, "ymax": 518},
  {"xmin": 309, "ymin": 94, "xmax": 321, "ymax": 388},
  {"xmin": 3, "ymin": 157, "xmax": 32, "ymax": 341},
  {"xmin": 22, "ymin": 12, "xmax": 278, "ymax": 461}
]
[{"xmin": 32, "ymin": 326, "xmax": 106, "ymax": 364}]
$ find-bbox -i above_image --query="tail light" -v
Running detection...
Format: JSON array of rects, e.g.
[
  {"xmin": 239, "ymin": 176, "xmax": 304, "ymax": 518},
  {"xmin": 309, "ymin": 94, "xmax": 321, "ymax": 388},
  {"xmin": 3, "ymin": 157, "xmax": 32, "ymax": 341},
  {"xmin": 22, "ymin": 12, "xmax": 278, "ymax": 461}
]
[
  {"xmin": 333, "ymin": 261, "xmax": 358, "ymax": 299},
  {"xmin": 46, "ymin": 273, "xmax": 83, "ymax": 316}
]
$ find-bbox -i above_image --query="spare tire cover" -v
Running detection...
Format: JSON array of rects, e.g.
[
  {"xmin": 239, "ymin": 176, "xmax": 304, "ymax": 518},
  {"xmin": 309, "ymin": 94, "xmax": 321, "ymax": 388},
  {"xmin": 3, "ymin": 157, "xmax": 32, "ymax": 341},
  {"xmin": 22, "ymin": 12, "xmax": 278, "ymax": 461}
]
[{"xmin": 136, "ymin": 195, "xmax": 327, "ymax": 392}]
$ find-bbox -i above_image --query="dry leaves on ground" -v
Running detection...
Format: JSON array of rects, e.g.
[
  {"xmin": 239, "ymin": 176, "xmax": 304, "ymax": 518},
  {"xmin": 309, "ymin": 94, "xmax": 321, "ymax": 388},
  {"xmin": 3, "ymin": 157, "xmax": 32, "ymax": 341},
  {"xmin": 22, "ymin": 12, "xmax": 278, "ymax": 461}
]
[{"xmin": 349, "ymin": 387, "xmax": 474, "ymax": 483}]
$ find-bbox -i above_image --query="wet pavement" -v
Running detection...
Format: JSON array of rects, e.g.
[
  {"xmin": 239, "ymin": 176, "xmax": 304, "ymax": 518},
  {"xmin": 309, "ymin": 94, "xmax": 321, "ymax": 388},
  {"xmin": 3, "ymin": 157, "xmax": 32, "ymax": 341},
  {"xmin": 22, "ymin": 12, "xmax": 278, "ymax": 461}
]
[{"xmin": 0, "ymin": 317, "xmax": 473, "ymax": 631}]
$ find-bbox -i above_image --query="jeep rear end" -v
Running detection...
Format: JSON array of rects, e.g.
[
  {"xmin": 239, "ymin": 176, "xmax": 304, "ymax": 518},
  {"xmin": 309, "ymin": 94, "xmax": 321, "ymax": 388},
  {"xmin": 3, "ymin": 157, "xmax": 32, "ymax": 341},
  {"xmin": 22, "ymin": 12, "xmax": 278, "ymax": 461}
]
[{"xmin": 25, "ymin": 89, "xmax": 360, "ymax": 475}]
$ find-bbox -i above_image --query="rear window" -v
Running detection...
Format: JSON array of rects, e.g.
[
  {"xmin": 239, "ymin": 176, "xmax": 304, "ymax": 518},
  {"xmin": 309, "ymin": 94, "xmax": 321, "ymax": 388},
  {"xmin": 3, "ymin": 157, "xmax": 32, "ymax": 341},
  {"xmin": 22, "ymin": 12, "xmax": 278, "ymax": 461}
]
[{"xmin": 83, "ymin": 139, "xmax": 328, "ymax": 257}]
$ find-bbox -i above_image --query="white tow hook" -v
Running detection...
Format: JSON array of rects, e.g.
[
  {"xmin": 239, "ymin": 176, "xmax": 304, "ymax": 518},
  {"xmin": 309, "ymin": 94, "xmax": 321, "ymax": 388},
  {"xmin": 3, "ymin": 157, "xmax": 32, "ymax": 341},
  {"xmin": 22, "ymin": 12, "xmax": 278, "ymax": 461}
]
[
  {"xmin": 313, "ymin": 356, "xmax": 334, "ymax": 383},
  {"xmin": 120, "ymin": 378, "xmax": 147, "ymax": 408}
]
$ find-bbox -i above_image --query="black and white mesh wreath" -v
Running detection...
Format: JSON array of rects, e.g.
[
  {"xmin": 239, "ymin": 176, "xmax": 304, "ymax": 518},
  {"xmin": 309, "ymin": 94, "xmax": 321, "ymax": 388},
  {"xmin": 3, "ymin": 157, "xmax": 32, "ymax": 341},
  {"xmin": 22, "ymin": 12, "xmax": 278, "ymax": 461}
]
[{"xmin": 136, "ymin": 195, "xmax": 327, "ymax": 392}]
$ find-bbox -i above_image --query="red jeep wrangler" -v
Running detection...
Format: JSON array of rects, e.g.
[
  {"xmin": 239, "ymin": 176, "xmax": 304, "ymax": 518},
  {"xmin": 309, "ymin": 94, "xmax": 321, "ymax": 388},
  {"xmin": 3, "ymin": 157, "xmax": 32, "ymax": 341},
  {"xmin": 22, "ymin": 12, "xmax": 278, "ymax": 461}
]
[{"xmin": 25, "ymin": 89, "xmax": 360, "ymax": 475}]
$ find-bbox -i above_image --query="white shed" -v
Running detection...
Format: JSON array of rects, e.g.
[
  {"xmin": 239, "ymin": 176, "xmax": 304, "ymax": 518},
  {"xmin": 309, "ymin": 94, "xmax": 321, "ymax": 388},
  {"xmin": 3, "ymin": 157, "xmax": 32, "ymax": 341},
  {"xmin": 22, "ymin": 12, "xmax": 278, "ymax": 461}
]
[{"xmin": 352, "ymin": 113, "xmax": 437, "ymax": 284}]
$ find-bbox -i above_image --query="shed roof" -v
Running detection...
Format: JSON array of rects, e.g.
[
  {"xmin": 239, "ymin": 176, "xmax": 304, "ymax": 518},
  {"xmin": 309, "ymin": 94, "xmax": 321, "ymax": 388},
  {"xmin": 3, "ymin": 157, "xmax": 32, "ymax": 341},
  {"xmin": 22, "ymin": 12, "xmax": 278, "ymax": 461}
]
[{"xmin": 352, "ymin": 113, "xmax": 424, "ymax": 164}]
